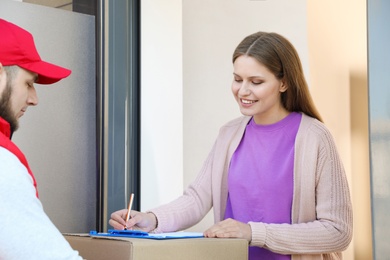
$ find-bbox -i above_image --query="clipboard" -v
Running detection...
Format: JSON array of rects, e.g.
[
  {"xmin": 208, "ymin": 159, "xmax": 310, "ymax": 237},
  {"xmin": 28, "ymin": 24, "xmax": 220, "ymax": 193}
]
[{"xmin": 90, "ymin": 229, "xmax": 204, "ymax": 240}]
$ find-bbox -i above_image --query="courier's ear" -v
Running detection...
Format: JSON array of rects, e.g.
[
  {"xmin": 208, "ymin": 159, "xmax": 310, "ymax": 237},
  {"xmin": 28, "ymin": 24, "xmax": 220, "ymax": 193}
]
[
  {"xmin": 0, "ymin": 63, "xmax": 5, "ymax": 77},
  {"xmin": 0, "ymin": 63, "xmax": 7, "ymax": 92}
]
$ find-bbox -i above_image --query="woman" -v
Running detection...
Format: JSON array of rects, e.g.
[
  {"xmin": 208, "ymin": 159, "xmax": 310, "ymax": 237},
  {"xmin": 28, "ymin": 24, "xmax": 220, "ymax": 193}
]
[{"xmin": 110, "ymin": 32, "xmax": 353, "ymax": 259}]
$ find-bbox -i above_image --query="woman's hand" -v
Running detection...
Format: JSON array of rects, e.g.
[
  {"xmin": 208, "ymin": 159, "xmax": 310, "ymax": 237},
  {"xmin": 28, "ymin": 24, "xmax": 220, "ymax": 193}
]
[
  {"xmin": 203, "ymin": 218, "xmax": 252, "ymax": 242},
  {"xmin": 109, "ymin": 209, "xmax": 157, "ymax": 232}
]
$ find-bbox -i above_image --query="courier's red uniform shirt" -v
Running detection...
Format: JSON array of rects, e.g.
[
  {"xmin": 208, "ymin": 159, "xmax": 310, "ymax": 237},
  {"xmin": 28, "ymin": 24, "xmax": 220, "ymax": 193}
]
[{"xmin": 0, "ymin": 117, "xmax": 38, "ymax": 197}]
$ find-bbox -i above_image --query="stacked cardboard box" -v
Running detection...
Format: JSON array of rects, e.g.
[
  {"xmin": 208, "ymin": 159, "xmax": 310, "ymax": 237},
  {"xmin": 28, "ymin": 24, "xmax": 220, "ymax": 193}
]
[{"xmin": 64, "ymin": 234, "xmax": 248, "ymax": 260}]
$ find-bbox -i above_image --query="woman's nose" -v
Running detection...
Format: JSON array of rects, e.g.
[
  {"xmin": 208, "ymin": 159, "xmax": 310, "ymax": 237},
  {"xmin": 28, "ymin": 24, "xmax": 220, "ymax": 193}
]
[{"xmin": 238, "ymin": 81, "xmax": 250, "ymax": 96}]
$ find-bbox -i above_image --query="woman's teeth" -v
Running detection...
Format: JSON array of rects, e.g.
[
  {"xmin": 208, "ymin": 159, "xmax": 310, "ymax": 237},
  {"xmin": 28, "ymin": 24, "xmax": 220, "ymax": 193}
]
[{"xmin": 242, "ymin": 99, "xmax": 256, "ymax": 104}]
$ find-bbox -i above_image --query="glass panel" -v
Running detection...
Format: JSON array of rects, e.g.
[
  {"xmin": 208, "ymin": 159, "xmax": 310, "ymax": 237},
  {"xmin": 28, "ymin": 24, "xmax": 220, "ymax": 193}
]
[
  {"xmin": 103, "ymin": 0, "xmax": 140, "ymax": 231},
  {"xmin": 368, "ymin": 0, "xmax": 390, "ymax": 259}
]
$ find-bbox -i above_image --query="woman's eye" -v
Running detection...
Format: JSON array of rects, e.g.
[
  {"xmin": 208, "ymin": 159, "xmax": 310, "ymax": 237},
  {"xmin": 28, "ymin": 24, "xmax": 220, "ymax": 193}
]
[
  {"xmin": 252, "ymin": 81, "xmax": 262, "ymax": 85},
  {"xmin": 234, "ymin": 78, "xmax": 242, "ymax": 83}
]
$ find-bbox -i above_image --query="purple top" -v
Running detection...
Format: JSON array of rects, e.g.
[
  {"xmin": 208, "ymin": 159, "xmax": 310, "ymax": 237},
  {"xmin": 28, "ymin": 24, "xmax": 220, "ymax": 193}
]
[{"xmin": 225, "ymin": 112, "xmax": 302, "ymax": 260}]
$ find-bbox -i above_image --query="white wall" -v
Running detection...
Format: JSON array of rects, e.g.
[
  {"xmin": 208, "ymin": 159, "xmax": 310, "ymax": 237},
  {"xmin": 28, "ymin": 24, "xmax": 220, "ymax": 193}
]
[
  {"xmin": 141, "ymin": 0, "xmax": 308, "ymax": 231},
  {"xmin": 140, "ymin": 0, "xmax": 183, "ymax": 210}
]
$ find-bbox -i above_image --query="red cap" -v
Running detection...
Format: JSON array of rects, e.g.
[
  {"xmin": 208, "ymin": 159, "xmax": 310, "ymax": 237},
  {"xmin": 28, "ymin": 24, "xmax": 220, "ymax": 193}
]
[{"xmin": 0, "ymin": 19, "xmax": 71, "ymax": 84}]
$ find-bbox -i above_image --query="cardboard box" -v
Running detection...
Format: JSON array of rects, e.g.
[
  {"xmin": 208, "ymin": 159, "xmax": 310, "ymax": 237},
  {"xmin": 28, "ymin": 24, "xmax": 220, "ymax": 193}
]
[{"xmin": 64, "ymin": 234, "xmax": 248, "ymax": 260}]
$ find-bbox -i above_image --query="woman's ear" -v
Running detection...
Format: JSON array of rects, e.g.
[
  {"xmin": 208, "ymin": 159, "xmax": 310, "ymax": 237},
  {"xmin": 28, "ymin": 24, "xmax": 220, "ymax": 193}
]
[{"xmin": 279, "ymin": 81, "xmax": 288, "ymax": 93}]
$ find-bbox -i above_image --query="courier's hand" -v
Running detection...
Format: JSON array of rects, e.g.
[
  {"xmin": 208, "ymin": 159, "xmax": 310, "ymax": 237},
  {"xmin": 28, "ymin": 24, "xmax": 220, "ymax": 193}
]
[
  {"xmin": 203, "ymin": 218, "xmax": 252, "ymax": 242},
  {"xmin": 109, "ymin": 209, "xmax": 157, "ymax": 232}
]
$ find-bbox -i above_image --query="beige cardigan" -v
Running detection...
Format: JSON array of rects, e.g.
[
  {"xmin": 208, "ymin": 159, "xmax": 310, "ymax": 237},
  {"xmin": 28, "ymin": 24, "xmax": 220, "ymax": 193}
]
[{"xmin": 151, "ymin": 114, "xmax": 353, "ymax": 259}]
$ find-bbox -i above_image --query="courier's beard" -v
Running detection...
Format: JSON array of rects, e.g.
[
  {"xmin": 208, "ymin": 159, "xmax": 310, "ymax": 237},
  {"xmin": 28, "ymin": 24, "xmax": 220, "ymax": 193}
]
[{"xmin": 0, "ymin": 82, "xmax": 19, "ymax": 136}]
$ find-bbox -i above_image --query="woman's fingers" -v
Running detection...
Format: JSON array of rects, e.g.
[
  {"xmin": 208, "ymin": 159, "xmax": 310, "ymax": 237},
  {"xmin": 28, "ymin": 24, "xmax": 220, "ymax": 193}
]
[
  {"xmin": 204, "ymin": 218, "xmax": 252, "ymax": 241},
  {"xmin": 109, "ymin": 209, "xmax": 133, "ymax": 229}
]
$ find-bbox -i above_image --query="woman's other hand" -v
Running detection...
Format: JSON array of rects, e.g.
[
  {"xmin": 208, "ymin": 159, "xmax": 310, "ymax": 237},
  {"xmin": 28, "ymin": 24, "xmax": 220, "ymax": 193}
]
[{"xmin": 203, "ymin": 218, "xmax": 252, "ymax": 242}]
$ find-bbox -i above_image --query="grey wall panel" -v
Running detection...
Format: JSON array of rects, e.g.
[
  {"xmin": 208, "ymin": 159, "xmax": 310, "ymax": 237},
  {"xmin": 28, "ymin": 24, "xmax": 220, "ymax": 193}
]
[{"xmin": 0, "ymin": 0, "xmax": 96, "ymax": 233}]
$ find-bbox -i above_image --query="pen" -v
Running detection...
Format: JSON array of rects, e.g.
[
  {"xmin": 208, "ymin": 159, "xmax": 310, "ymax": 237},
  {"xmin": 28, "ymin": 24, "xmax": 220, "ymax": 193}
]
[{"xmin": 124, "ymin": 193, "xmax": 134, "ymax": 230}]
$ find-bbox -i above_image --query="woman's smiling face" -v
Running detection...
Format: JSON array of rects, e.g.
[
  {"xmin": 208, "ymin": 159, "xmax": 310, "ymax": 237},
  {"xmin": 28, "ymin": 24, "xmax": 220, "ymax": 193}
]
[{"xmin": 231, "ymin": 55, "xmax": 289, "ymax": 125}]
